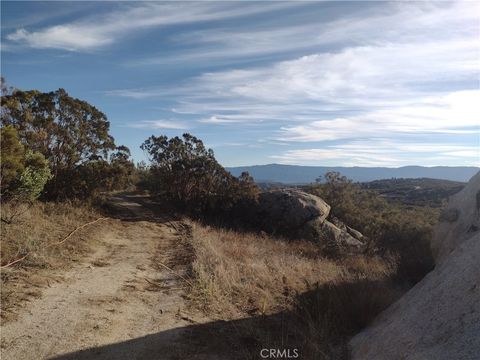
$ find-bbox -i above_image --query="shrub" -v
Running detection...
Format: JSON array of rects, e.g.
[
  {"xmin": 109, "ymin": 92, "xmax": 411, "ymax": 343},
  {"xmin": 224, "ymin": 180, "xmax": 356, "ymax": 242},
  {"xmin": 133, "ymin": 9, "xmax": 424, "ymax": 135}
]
[
  {"xmin": 306, "ymin": 172, "xmax": 436, "ymax": 286},
  {"xmin": 1, "ymin": 126, "xmax": 52, "ymax": 202},
  {"xmin": 0, "ymin": 125, "xmax": 25, "ymax": 195},
  {"xmin": 141, "ymin": 133, "xmax": 259, "ymax": 218},
  {"xmin": 17, "ymin": 150, "xmax": 52, "ymax": 201}
]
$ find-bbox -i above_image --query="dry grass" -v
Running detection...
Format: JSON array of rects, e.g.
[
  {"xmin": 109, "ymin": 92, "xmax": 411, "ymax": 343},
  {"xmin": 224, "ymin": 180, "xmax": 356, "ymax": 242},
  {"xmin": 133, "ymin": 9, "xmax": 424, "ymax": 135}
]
[
  {"xmin": 188, "ymin": 223, "xmax": 402, "ymax": 359},
  {"xmin": 189, "ymin": 223, "xmax": 339, "ymax": 317},
  {"xmin": 1, "ymin": 201, "xmax": 104, "ymax": 320}
]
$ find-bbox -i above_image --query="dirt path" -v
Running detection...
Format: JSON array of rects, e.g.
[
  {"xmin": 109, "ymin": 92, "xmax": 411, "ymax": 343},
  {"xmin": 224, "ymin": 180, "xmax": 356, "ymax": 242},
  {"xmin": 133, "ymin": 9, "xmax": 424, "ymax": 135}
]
[{"xmin": 0, "ymin": 195, "xmax": 231, "ymax": 360}]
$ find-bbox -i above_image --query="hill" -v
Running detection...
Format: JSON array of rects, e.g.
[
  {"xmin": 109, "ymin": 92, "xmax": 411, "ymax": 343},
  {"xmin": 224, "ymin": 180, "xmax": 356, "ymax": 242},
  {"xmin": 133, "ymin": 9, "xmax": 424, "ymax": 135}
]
[
  {"xmin": 360, "ymin": 178, "xmax": 465, "ymax": 207},
  {"xmin": 227, "ymin": 164, "xmax": 479, "ymax": 183}
]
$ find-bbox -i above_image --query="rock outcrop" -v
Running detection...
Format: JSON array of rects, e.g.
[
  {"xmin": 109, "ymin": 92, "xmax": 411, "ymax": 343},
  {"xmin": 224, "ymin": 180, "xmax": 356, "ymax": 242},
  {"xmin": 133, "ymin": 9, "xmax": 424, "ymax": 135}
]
[
  {"xmin": 256, "ymin": 189, "xmax": 366, "ymax": 253},
  {"xmin": 257, "ymin": 189, "xmax": 331, "ymax": 232},
  {"xmin": 432, "ymin": 171, "xmax": 480, "ymax": 262},
  {"xmin": 349, "ymin": 171, "xmax": 480, "ymax": 360}
]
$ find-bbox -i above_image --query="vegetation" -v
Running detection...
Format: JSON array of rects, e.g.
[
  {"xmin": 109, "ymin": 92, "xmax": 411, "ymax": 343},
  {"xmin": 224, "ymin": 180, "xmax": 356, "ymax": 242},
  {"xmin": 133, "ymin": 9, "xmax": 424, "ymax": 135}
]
[
  {"xmin": 188, "ymin": 222, "xmax": 401, "ymax": 358},
  {"xmin": 1, "ymin": 126, "xmax": 52, "ymax": 203},
  {"xmin": 1, "ymin": 79, "xmax": 443, "ymax": 358},
  {"xmin": 0, "ymin": 81, "xmax": 137, "ymax": 306},
  {"xmin": 360, "ymin": 177, "xmax": 464, "ymax": 207},
  {"xmin": 140, "ymin": 133, "xmax": 258, "ymax": 218},
  {"xmin": 185, "ymin": 171, "xmax": 441, "ymax": 358},
  {"xmin": 306, "ymin": 172, "xmax": 437, "ymax": 285},
  {"xmin": 1, "ymin": 80, "xmax": 136, "ymax": 201}
]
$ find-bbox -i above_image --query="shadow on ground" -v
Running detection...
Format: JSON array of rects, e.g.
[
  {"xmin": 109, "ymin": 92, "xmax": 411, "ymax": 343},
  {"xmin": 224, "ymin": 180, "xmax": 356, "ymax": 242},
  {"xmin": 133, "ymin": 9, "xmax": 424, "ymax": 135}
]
[
  {"xmin": 102, "ymin": 193, "xmax": 181, "ymax": 223},
  {"xmin": 47, "ymin": 278, "xmax": 397, "ymax": 360},
  {"xmin": 48, "ymin": 311, "xmax": 311, "ymax": 360}
]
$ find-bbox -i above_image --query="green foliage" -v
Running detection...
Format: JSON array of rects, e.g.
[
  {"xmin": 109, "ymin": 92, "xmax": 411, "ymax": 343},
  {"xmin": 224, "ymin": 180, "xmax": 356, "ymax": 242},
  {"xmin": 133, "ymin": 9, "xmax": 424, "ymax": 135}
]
[
  {"xmin": 17, "ymin": 151, "xmax": 52, "ymax": 201},
  {"xmin": 1, "ymin": 126, "xmax": 25, "ymax": 192},
  {"xmin": 1, "ymin": 88, "xmax": 115, "ymax": 168},
  {"xmin": 306, "ymin": 172, "xmax": 437, "ymax": 285},
  {"xmin": 1, "ymin": 83, "xmax": 135, "ymax": 200},
  {"xmin": 1, "ymin": 126, "xmax": 51, "ymax": 201},
  {"xmin": 141, "ymin": 133, "xmax": 259, "ymax": 217}
]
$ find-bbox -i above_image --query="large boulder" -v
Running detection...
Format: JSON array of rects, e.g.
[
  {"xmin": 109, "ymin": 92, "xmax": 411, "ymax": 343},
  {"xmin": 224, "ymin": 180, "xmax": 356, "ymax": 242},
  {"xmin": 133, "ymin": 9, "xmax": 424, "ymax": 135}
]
[
  {"xmin": 257, "ymin": 189, "xmax": 366, "ymax": 252},
  {"xmin": 257, "ymin": 189, "xmax": 331, "ymax": 234},
  {"xmin": 349, "ymin": 171, "xmax": 480, "ymax": 360}
]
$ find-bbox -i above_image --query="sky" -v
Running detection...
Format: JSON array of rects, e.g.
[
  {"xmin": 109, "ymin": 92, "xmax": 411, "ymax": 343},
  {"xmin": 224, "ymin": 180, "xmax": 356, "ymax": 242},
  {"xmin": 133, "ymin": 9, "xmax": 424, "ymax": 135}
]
[{"xmin": 1, "ymin": 1, "xmax": 479, "ymax": 167}]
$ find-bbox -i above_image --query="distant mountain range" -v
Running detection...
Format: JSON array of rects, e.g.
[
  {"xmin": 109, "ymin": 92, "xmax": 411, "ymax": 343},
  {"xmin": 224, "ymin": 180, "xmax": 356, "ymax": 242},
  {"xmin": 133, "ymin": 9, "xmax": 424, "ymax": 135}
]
[{"xmin": 226, "ymin": 164, "xmax": 479, "ymax": 183}]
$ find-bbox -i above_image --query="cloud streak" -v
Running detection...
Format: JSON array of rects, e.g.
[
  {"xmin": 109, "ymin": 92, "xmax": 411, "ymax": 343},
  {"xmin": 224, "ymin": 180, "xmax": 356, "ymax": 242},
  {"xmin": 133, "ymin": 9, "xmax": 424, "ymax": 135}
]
[
  {"xmin": 126, "ymin": 120, "xmax": 189, "ymax": 130},
  {"xmin": 272, "ymin": 140, "xmax": 480, "ymax": 167},
  {"xmin": 6, "ymin": 2, "xmax": 297, "ymax": 51},
  {"xmin": 132, "ymin": 1, "xmax": 479, "ymax": 66}
]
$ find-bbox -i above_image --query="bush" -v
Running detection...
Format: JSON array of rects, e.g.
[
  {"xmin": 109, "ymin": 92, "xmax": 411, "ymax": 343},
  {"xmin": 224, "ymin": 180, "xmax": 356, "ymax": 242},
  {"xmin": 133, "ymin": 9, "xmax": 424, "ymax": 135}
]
[
  {"xmin": 1, "ymin": 125, "xmax": 25, "ymax": 195},
  {"xmin": 306, "ymin": 172, "xmax": 436, "ymax": 286},
  {"xmin": 141, "ymin": 133, "xmax": 259, "ymax": 218},
  {"xmin": 1, "ymin": 126, "xmax": 52, "ymax": 202}
]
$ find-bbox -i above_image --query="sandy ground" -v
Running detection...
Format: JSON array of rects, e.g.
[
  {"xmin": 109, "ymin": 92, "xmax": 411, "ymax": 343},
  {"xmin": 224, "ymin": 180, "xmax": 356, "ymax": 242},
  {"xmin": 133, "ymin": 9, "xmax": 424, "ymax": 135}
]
[{"xmin": 0, "ymin": 194, "xmax": 234, "ymax": 360}]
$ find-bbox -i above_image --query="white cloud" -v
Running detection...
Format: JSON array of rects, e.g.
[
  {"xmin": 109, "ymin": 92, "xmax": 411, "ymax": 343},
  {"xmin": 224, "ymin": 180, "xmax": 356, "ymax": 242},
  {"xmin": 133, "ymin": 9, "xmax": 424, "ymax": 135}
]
[
  {"xmin": 272, "ymin": 140, "xmax": 480, "ymax": 167},
  {"xmin": 111, "ymin": 1, "xmax": 478, "ymax": 127},
  {"xmin": 6, "ymin": 2, "xmax": 297, "ymax": 51},
  {"xmin": 276, "ymin": 90, "xmax": 480, "ymax": 142},
  {"xmin": 126, "ymin": 120, "xmax": 189, "ymax": 130},
  {"xmin": 8, "ymin": 27, "xmax": 111, "ymax": 51},
  {"xmin": 133, "ymin": 1, "xmax": 479, "ymax": 66},
  {"xmin": 102, "ymin": 1, "xmax": 479, "ymax": 166},
  {"xmin": 188, "ymin": 40, "xmax": 476, "ymax": 106}
]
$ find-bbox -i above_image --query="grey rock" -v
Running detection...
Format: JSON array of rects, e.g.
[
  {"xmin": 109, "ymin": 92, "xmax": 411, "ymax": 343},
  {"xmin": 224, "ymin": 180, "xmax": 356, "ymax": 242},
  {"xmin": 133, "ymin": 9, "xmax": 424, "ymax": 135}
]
[
  {"xmin": 300, "ymin": 218, "xmax": 365, "ymax": 253},
  {"xmin": 257, "ymin": 189, "xmax": 330, "ymax": 233},
  {"xmin": 330, "ymin": 216, "xmax": 366, "ymax": 242},
  {"xmin": 257, "ymin": 189, "xmax": 365, "ymax": 252}
]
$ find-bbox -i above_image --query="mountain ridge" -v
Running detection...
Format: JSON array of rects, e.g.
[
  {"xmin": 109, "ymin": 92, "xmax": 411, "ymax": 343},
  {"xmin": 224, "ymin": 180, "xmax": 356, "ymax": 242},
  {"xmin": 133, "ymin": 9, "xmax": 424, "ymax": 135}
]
[{"xmin": 226, "ymin": 164, "xmax": 479, "ymax": 183}]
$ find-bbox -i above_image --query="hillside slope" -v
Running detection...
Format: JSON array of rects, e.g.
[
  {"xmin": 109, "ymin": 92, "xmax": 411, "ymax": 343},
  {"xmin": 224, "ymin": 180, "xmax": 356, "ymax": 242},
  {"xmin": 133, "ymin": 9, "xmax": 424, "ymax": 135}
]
[
  {"xmin": 360, "ymin": 178, "xmax": 464, "ymax": 207},
  {"xmin": 349, "ymin": 172, "xmax": 480, "ymax": 359}
]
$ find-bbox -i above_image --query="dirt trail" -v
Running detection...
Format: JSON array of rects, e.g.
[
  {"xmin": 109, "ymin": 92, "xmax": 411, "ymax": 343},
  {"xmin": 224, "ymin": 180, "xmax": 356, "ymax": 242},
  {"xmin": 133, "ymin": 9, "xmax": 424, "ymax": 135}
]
[{"xmin": 0, "ymin": 195, "xmax": 228, "ymax": 360}]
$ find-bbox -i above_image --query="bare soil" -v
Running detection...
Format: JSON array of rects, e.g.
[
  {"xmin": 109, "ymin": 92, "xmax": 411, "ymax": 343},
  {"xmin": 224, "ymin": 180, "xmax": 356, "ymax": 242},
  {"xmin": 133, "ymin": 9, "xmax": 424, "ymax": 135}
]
[{"xmin": 0, "ymin": 194, "xmax": 235, "ymax": 360}]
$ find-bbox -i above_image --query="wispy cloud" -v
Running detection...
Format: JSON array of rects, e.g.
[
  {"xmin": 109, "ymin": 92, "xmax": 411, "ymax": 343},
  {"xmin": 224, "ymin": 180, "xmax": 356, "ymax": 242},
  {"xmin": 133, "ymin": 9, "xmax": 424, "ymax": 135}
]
[
  {"xmin": 6, "ymin": 2, "xmax": 297, "ymax": 51},
  {"xmin": 272, "ymin": 140, "xmax": 480, "ymax": 167},
  {"xmin": 276, "ymin": 90, "xmax": 480, "ymax": 142},
  {"xmin": 106, "ymin": 1, "xmax": 479, "ymax": 166},
  {"xmin": 132, "ymin": 1, "xmax": 478, "ymax": 66},
  {"xmin": 7, "ymin": 1, "xmax": 477, "ymax": 167},
  {"xmin": 126, "ymin": 120, "xmax": 189, "ymax": 130}
]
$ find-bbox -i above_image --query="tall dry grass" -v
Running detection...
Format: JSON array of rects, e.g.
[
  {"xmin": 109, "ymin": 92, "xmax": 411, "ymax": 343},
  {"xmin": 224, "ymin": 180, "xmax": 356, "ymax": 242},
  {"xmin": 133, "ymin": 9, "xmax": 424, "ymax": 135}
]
[
  {"xmin": 188, "ymin": 223, "xmax": 402, "ymax": 359},
  {"xmin": 1, "ymin": 201, "xmax": 101, "ymax": 266},
  {"xmin": 1, "ymin": 201, "xmax": 103, "ymax": 320}
]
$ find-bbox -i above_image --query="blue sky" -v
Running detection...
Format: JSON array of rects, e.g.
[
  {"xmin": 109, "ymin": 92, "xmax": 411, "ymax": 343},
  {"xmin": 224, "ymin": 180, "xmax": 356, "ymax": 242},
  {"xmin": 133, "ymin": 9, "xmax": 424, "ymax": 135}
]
[{"xmin": 1, "ymin": 1, "xmax": 479, "ymax": 167}]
